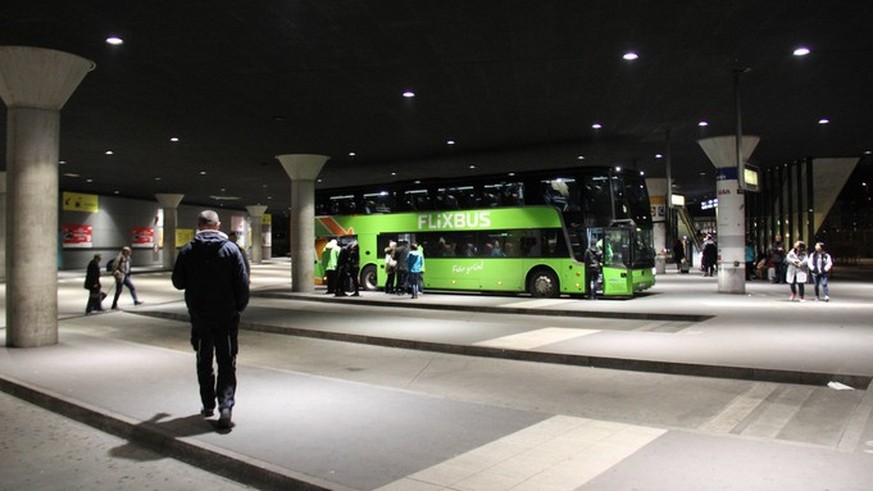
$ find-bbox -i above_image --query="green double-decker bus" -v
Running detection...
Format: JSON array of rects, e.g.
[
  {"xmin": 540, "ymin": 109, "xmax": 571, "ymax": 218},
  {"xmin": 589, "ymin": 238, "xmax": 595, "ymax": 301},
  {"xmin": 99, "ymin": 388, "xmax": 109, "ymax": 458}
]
[{"xmin": 314, "ymin": 166, "xmax": 656, "ymax": 297}]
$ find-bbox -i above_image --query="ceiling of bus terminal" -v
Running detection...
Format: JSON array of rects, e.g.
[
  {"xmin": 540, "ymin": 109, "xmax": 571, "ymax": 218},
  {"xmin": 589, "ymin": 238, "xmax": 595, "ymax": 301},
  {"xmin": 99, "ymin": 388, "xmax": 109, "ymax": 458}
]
[{"xmin": 1, "ymin": 1, "xmax": 872, "ymax": 212}]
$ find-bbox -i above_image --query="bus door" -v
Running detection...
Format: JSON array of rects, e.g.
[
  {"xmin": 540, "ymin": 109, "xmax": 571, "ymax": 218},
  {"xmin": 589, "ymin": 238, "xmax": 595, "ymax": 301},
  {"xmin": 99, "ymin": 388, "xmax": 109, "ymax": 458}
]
[{"xmin": 598, "ymin": 227, "xmax": 634, "ymax": 296}]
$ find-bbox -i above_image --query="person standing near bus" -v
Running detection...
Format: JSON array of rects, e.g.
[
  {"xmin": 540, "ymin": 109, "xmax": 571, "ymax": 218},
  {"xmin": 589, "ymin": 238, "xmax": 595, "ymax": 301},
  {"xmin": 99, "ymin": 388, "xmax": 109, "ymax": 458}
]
[
  {"xmin": 407, "ymin": 243, "xmax": 425, "ymax": 299},
  {"xmin": 347, "ymin": 241, "xmax": 361, "ymax": 296},
  {"xmin": 393, "ymin": 239, "xmax": 410, "ymax": 295},
  {"xmin": 322, "ymin": 239, "xmax": 339, "ymax": 294},
  {"xmin": 583, "ymin": 243, "xmax": 603, "ymax": 299},
  {"xmin": 384, "ymin": 241, "xmax": 397, "ymax": 294},
  {"xmin": 770, "ymin": 235, "xmax": 786, "ymax": 284}
]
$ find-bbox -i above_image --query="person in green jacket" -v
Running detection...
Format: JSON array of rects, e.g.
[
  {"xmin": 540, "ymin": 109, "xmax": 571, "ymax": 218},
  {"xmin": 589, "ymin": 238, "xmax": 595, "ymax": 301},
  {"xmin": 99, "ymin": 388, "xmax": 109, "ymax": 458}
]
[{"xmin": 322, "ymin": 239, "xmax": 339, "ymax": 294}]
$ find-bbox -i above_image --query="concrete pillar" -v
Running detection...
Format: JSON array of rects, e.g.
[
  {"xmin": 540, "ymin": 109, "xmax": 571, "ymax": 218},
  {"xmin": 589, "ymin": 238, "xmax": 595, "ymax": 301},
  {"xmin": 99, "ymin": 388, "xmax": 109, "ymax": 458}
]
[
  {"xmin": 0, "ymin": 172, "xmax": 6, "ymax": 280},
  {"xmin": 0, "ymin": 46, "xmax": 94, "ymax": 347},
  {"xmin": 698, "ymin": 135, "xmax": 760, "ymax": 294},
  {"xmin": 276, "ymin": 154, "xmax": 328, "ymax": 292},
  {"xmin": 155, "ymin": 193, "xmax": 184, "ymax": 270},
  {"xmin": 646, "ymin": 178, "xmax": 668, "ymax": 255},
  {"xmin": 246, "ymin": 205, "xmax": 268, "ymax": 264}
]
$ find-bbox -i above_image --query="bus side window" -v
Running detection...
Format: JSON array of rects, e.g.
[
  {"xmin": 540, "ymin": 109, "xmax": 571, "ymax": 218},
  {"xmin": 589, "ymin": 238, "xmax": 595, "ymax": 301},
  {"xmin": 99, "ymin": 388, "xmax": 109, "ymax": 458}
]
[{"xmin": 520, "ymin": 235, "xmax": 540, "ymax": 257}]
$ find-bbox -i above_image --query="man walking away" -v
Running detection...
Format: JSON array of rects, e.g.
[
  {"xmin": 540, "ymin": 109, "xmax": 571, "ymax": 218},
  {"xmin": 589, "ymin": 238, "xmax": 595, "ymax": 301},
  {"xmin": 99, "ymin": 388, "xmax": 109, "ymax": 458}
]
[{"xmin": 172, "ymin": 210, "xmax": 249, "ymax": 429}]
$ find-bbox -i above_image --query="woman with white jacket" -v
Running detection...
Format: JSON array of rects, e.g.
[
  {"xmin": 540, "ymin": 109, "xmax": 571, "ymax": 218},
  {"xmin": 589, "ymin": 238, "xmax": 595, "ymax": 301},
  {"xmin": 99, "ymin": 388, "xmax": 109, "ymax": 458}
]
[{"xmin": 785, "ymin": 240, "xmax": 808, "ymax": 301}]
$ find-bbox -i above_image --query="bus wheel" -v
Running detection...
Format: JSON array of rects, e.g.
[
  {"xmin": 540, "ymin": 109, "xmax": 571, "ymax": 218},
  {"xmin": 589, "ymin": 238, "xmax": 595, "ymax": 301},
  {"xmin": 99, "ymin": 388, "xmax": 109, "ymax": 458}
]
[
  {"xmin": 360, "ymin": 264, "xmax": 378, "ymax": 291},
  {"xmin": 528, "ymin": 269, "xmax": 559, "ymax": 297}
]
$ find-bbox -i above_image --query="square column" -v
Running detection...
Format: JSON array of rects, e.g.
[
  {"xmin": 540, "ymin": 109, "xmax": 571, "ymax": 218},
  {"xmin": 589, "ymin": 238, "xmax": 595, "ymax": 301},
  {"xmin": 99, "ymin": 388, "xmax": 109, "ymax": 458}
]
[{"xmin": 156, "ymin": 193, "xmax": 184, "ymax": 270}]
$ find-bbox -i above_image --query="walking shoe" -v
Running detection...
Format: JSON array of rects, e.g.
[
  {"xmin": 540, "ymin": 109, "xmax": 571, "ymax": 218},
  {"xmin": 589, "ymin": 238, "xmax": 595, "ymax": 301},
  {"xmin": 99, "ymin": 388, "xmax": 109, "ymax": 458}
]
[
  {"xmin": 200, "ymin": 407, "xmax": 215, "ymax": 417},
  {"xmin": 814, "ymin": 296, "xmax": 820, "ymax": 301},
  {"xmin": 789, "ymin": 294, "xmax": 796, "ymax": 301},
  {"xmin": 218, "ymin": 407, "xmax": 232, "ymax": 428},
  {"xmin": 134, "ymin": 301, "xmax": 144, "ymax": 306},
  {"xmin": 824, "ymin": 296, "xmax": 830, "ymax": 302}
]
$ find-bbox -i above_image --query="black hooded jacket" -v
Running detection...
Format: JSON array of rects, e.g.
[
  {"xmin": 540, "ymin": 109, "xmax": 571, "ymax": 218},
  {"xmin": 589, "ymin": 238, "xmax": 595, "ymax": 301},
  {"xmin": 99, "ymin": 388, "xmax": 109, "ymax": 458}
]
[{"xmin": 172, "ymin": 230, "xmax": 249, "ymax": 322}]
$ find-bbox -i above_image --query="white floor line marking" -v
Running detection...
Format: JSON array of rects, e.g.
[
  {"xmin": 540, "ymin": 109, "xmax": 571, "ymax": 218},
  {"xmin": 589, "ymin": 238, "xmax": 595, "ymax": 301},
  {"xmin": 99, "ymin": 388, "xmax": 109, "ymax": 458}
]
[
  {"xmin": 374, "ymin": 415, "xmax": 666, "ymax": 491},
  {"xmin": 474, "ymin": 327, "xmax": 600, "ymax": 350},
  {"xmin": 838, "ymin": 379, "xmax": 873, "ymax": 452},
  {"xmin": 741, "ymin": 386, "xmax": 815, "ymax": 439},
  {"xmin": 698, "ymin": 383, "xmax": 777, "ymax": 433},
  {"xmin": 500, "ymin": 299, "xmax": 570, "ymax": 309}
]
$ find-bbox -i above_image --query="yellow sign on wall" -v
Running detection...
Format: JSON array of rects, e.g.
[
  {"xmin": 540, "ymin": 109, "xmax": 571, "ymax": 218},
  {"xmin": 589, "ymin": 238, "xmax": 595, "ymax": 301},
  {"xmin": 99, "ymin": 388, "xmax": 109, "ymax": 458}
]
[
  {"xmin": 62, "ymin": 192, "xmax": 99, "ymax": 213},
  {"xmin": 262, "ymin": 213, "xmax": 272, "ymax": 225},
  {"xmin": 175, "ymin": 229, "xmax": 195, "ymax": 247}
]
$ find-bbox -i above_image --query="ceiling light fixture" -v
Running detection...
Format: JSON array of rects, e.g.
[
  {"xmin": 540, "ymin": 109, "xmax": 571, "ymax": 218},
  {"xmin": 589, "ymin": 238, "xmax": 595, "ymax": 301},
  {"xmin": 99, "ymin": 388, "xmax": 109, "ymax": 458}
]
[
  {"xmin": 199, "ymin": 170, "xmax": 207, "ymax": 175},
  {"xmin": 155, "ymin": 177, "xmax": 162, "ymax": 181},
  {"xmin": 818, "ymin": 118, "xmax": 830, "ymax": 125},
  {"xmin": 59, "ymin": 160, "xmax": 66, "ymax": 165},
  {"xmin": 446, "ymin": 140, "xmax": 456, "ymax": 145},
  {"xmin": 348, "ymin": 151, "xmax": 356, "ymax": 157},
  {"xmin": 105, "ymin": 150, "xmax": 114, "ymax": 155},
  {"xmin": 105, "ymin": 36, "xmax": 124, "ymax": 46},
  {"xmin": 402, "ymin": 90, "xmax": 415, "ymax": 98},
  {"xmin": 170, "ymin": 137, "xmax": 179, "ymax": 142},
  {"xmin": 793, "ymin": 47, "xmax": 811, "ymax": 57},
  {"xmin": 655, "ymin": 153, "xmax": 664, "ymax": 159},
  {"xmin": 622, "ymin": 52, "xmax": 639, "ymax": 61},
  {"xmin": 469, "ymin": 165, "xmax": 476, "ymax": 169},
  {"xmin": 698, "ymin": 121, "xmax": 709, "ymax": 127},
  {"xmin": 591, "ymin": 123, "xmax": 602, "ymax": 130},
  {"xmin": 577, "ymin": 155, "xmax": 585, "ymax": 160}
]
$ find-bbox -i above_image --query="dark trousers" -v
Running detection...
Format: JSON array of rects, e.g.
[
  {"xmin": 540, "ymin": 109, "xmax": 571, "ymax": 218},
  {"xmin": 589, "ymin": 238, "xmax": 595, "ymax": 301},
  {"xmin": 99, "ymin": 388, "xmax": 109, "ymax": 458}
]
[
  {"xmin": 86, "ymin": 286, "xmax": 104, "ymax": 313},
  {"xmin": 773, "ymin": 262, "xmax": 785, "ymax": 283},
  {"xmin": 325, "ymin": 270, "xmax": 337, "ymax": 293},
  {"xmin": 395, "ymin": 270, "xmax": 408, "ymax": 293},
  {"xmin": 385, "ymin": 270, "xmax": 396, "ymax": 293},
  {"xmin": 192, "ymin": 314, "xmax": 239, "ymax": 411},
  {"xmin": 112, "ymin": 274, "xmax": 139, "ymax": 306}
]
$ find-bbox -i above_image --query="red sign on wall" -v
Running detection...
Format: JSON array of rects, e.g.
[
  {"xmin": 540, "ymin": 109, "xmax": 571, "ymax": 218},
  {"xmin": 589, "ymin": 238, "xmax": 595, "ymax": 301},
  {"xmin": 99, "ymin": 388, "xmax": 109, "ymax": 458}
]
[
  {"xmin": 62, "ymin": 224, "xmax": 93, "ymax": 248},
  {"xmin": 131, "ymin": 227, "xmax": 155, "ymax": 248}
]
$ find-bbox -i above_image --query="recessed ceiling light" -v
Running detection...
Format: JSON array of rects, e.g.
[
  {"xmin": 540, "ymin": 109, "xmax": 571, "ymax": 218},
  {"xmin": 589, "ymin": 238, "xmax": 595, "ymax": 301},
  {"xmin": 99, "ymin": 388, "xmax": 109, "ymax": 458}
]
[
  {"xmin": 155, "ymin": 177, "xmax": 162, "ymax": 181},
  {"xmin": 508, "ymin": 172, "xmax": 516, "ymax": 177},
  {"xmin": 699, "ymin": 171, "xmax": 707, "ymax": 176},
  {"xmin": 577, "ymin": 155, "xmax": 586, "ymax": 160},
  {"xmin": 818, "ymin": 118, "xmax": 830, "ymax": 125},
  {"xmin": 348, "ymin": 151, "xmax": 356, "ymax": 157},
  {"xmin": 220, "ymin": 187, "xmax": 226, "ymax": 192},
  {"xmin": 614, "ymin": 166, "xmax": 622, "ymax": 172},
  {"xmin": 446, "ymin": 140, "xmax": 456, "ymax": 145},
  {"xmin": 59, "ymin": 160, "xmax": 66, "ymax": 165},
  {"xmin": 793, "ymin": 47, "xmax": 811, "ymax": 57},
  {"xmin": 63, "ymin": 173, "xmax": 80, "ymax": 178},
  {"xmin": 105, "ymin": 36, "xmax": 124, "ymax": 46},
  {"xmin": 86, "ymin": 178, "xmax": 93, "ymax": 183},
  {"xmin": 864, "ymin": 150, "xmax": 872, "ymax": 155},
  {"xmin": 391, "ymin": 172, "xmax": 397, "ymax": 176},
  {"xmin": 591, "ymin": 123, "xmax": 603, "ymax": 130},
  {"xmin": 199, "ymin": 170, "xmax": 207, "ymax": 175},
  {"xmin": 414, "ymin": 180, "xmax": 421, "ymax": 184},
  {"xmin": 469, "ymin": 165, "xmax": 476, "ymax": 169},
  {"xmin": 622, "ymin": 52, "xmax": 639, "ymax": 61},
  {"xmin": 655, "ymin": 153, "xmax": 664, "ymax": 159},
  {"xmin": 317, "ymin": 178, "xmax": 323, "ymax": 183},
  {"xmin": 698, "ymin": 120, "xmax": 709, "ymax": 127},
  {"xmin": 639, "ymin": 171, "xmax": 645, "ymax": 176},
  {"xmin": 105, "ymin": 150, "xmax": 114, "ymax": 155},
  {"xmin": 402, "ymin": 90, "xmax": 415, "ymax": 98},
  {"xmin": 113, "ymin": 190, "xmax": 120, "ymax": 194},
  {"xmin": 170, "ymin": 137, "xmax": 179, "ymax": 142}
]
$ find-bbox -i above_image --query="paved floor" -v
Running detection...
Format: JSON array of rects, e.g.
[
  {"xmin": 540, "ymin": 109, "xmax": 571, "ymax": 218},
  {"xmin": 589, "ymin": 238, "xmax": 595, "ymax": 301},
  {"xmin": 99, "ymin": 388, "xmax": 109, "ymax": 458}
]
[{"xmin": 2, "ymin": 261, "xmax": 873, "ymax": 490}]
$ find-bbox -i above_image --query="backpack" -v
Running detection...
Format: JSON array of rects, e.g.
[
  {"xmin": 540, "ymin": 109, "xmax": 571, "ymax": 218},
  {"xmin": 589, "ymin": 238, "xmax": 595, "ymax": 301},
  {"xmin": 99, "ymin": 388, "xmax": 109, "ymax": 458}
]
[{"xmin": 106, "ymin": 258, "xmax": 116, "ymax": 273}]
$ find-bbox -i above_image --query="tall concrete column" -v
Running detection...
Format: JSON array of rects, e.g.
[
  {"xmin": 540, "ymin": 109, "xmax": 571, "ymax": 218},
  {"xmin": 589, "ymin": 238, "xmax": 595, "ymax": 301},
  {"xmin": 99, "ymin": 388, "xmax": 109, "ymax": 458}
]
[
  {"xmin": 0, "ymin": 172, "xmax": 6, "ymax": 280},
  {"xmin": 245, "ymin": 205, "xmax": 268, "ymax": 264},
  {"xmin": 155, "ymin": 193, "xmax": 184, "ymax": 270},
  {"xmin": 0, "ymin": 46, "xmax": 94, "ymax": 347},
  {"xmin": 646, "ymin": 178, "xmax": 668, "ymax": 255},
  {"xmin": 276, "ymin": 154, "xmax": 328, "ymax": 292},
  {"xmin": 698, "ymin": 135, "xmax": 760, "ymax": 294}
]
